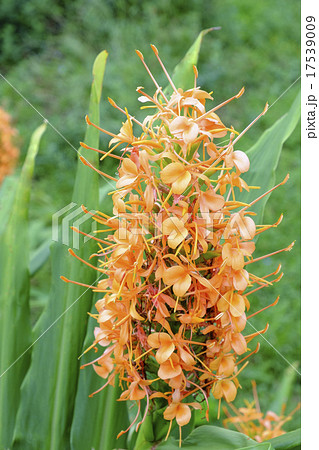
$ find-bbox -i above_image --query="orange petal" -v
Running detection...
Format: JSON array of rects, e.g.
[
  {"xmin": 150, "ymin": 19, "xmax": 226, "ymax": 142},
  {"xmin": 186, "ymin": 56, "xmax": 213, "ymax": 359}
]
[
  {"xmin": 158, "ymin": 359, "xmax": 182, "ymax": 379},
  {"xmin": 217, "ymin": 291, "xmax": 231, "ymax": 312},
  {"xmin": 233, "ymin": 150, "xmax": 250, "ymax": 173},
  {"xmin": 121, "ymin": 157, "xmax": 138, "ymax": 175},
  {"xmin": 163, "ymin": 217, "xmax": 188, "ymax": 249},
  {"xmin": 240, "ymin": 241, "xmax": 255, "ymax": 256},
  {"xmin": 183, "ymin": 122, "xmax": 199, "ymax": 144},
  {"xmin": 238, "ymin": 216, "xmax": 256, "ymax": 240},
  {"xmin": 173, "ymin": 274, "xmax": 191, "ymax": 297},
  {"xmin": 168, "ymin": 228, "xmax": 188, "ymax": 249},
  {"xmin": 172, "ymin": 171, "xmax": 191, "ymax": 195},
  {"xmin": 130, "ymin": 381, "xmax": 146, "ymax": 400},
  {"xmin": 230, "ymin": 293, "xmax": 245, "ymax": 317},
  {"xmin": 222, "ymin": 380, "xmax": 237, "ymax": 402},
  {"xmin": 222, "ymin": 243, "xmax": 232, "ymax": 260},
  {"xmin": 176, "ymin": 403, "xmax": 191, "ymax": 426},
  {"xmin": 163, "ymin": 266, "xmax": 187, "ymax": 285},
  {"xmin": 218, "ymin": 356, "xmax": 235, "ymax": 377},
  {"xmin": 164, "ymin": 403, "xmax": 178, "ymax": 421},
  {"xmin": 93, "ymin": 364, "xmax": 110, "ymax": 379},
  {"xmin": 231, "ymin": 332, "xmax": 247, "ymax": 355},
  {"xmin": 156, "ymin": 342, "xmax": 175, "ymax": 364},
  {"xmin": 162, "ymin": 217, "xmax": 184, "ymax": 234},
  {"xmin": 116, "ymin": 175, "xmax": 138, "ymax": 188},
  {"xmin": 169, "ymin": 116, "xmax": 189, "ymax": 135},
  {"xmin": 160, "ymin": 162, "xmax": 185, "ymax": 184},
  {"xmin": 178, "ymin": 347, "xmax": 195, "ymax": 365},
  {"xmin": 200, "ymin": 190, "xmax": 225, "ymax": 213},
  {"xmin": 147, "ymin": 332, "xmax": 172, "ymax": 348},
  {"xmin": 169, "ymin": 373, "xmax": 184, "ymax": 389},
  {"xmin": 232, "ymin": 313, "xmax": 247, "ymax": 332},
  {"xmin": 233, "ymin": 269, "xmax": 249, "ymax": 291},
  {"xmin": 130, "ymin": 301, "xmax": 144, "ymax": 321},
  {"xmin": 144, "ymin": 183, "xmax": 154, "ymax": 212}
]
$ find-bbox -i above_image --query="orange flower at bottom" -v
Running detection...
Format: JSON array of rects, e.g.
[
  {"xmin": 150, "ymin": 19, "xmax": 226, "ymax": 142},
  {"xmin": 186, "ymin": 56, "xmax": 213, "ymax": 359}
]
[{"xmin": 164, "ymin": 390, "xmax": 201, "ymax": 445}]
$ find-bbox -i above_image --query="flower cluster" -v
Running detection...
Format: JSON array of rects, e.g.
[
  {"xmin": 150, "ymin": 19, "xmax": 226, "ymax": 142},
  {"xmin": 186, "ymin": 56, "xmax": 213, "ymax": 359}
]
[
  {"xmin": 223, "ymin": 381, "xmax": 300, "ymax": 442},
  {"xmin": 66, "ymin": 47, "xmax": 293, "ymax": 443},
  {"xmin": 0, "ymin": 107, "xmax": 19, "ymax": 185}
]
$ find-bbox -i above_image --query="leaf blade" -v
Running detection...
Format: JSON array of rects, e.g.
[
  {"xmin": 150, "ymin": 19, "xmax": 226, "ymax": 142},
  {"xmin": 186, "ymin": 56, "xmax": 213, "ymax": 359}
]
[
  {"xmin": 156, "ymin": 425, "xmax": 259, "ymax": 449},
  {"xmin": 266, "ymin": 429, "xmax": 301, "ymax": 450},
  {"xmin": 241, "ymin": 91, "xmax": 300, "ymax": 222},
  {"xmin": 165, "ymin": 28, "xmax": 215, "ymax": 94},
  {"xmin": 12, "ymin": 51, "xmax": 107, "ymax": 450},
  {"xmin": 0, "ymin": 123, "xmax": 46, "ymax": 448}
]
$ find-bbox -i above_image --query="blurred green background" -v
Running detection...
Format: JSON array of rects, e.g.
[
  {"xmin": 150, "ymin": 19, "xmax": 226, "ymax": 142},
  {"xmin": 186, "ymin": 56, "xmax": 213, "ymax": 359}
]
[{"xmin": 0, "ymin": 0, "xmax": 300, "ymax": 431}]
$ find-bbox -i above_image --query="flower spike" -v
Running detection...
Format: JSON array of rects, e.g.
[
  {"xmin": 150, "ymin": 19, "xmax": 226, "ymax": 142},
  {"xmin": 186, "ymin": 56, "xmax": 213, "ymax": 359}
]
[{"xmin": 64, "ymin": 47, "xmax": 294, "ymax": 444}]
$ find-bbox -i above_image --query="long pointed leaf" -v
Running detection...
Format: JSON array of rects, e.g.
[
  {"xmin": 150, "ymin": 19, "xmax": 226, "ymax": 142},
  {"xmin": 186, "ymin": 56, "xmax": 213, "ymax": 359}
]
[
  {"xmin": 0, "ymin": 123, "xmax": 46, "ymax": 448},
  {"xmin": 12, "ymin": 51, "xmax": 107, "ymax": 450},
  {"xmin": 270, "ymin": 362, "xmax": 299, "ymax": 415},
  {"xmin": 241, "ymin": 91, "xmax": 300, "ymax": 222},
  {"xmin": 70, "ymin": 314, "xmax": 129, "ymax": 450},
  {"xmin": 165, "ymin": 28, "xmax": 214, "ymax": 93}
]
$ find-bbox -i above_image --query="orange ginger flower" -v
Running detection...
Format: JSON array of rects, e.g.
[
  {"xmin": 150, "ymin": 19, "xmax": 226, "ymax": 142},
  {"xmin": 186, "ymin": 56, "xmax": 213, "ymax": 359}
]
[
  {"xmin": 223, "ymin": 381, "xmax": 300, "ymax": 442},
  {"xmin": 0, "ymin": 107, "xmax": 19, "ymax": 184},
  {"xmin": 64, "ymin": 46, "xmax": 294, "ymax": 446}
]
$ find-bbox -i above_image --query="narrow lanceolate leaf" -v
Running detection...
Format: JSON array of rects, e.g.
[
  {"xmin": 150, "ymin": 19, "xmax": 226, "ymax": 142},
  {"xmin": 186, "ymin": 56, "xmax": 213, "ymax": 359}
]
[
  {"xmin": 241, "ymin": 91, "xmax": 300, "ymax": 222},
  {"xmin": 70, "ymin": 312, "xmax": 129, "ymax": 450},
  {"xmin": 0, "ymin": 123, "xmax": 46, "ymax": 448},
  {"xmin": 12, "ymin": 51, "xmax": 107, "ymax": 450},
  {"xmin": 165, "ymin": 28, "xmax": 215, "ymax": 93},
  {"xmin": 29, "ymin": 239, "xmax": 51, "ymax": 277},
  {"xmin": 270, "ymin": 362, "xmax": 299, "ymax": 415}
]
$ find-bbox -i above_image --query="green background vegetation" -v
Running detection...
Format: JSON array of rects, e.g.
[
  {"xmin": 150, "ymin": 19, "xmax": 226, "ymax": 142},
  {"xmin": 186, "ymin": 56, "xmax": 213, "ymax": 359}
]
[{"xmin": 0, "ymin": 0, "xmax": 300, "ymax": 437}]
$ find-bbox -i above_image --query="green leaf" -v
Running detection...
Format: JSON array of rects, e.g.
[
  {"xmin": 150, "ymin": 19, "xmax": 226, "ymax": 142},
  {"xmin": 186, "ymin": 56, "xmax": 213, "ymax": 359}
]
[
  {"xmin": 241, "ymin": 91, "xmax": 300, "ymax": 222},
  {"xmin": 0, "ymin": 174, "xmax": 18, "ymax": 235},
  {"xmin": 238, "ymin": 444, "xmax": 274, "ymax": 450},
  {"xmin": 266, "ymin": 429, "xmax": 301, "ymax": 450},
  {"xmin": 12, "ymin": 51, "xmax": 107, "ymax": 450},
  {"xmin": 156, "ymin": 425, "xmax": 259, "ymax": 449},
  {"xmin": 29, "ymin": 239, "xmax": 51, "ymax": 277},
  {"xmin": 270, "ymin": 362, "xmax": 299, "ymax": 415},
  {"xmin": 70, "ymin": 309, "xmax": 129, "ymax": 450},
  {"xmin": 165, "ymin": 28, "xmax": 215, "ymax": 94},
  {"xmin": 0, "ymin": 123, "xmax": 46, "ymax": 448}
]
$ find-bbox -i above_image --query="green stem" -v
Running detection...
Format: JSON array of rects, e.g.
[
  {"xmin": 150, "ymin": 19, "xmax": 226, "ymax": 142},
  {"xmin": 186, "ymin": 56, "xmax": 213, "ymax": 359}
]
[{"xmin": 134, "ymin": 412, "xmax": 154, "ymax": 450}]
